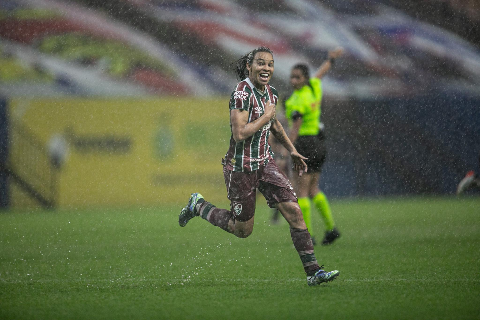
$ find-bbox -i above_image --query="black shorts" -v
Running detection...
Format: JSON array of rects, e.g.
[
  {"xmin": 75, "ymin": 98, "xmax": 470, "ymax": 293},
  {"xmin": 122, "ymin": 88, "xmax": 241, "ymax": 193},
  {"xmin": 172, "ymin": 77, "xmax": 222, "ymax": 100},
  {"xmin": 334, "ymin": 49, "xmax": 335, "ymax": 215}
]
[
  {"xmin": 294, "ymin": 135, "xmax": 326, "ymax": 173},
  {"xmin": 223, "ymin": 160, "xmax": 297, "ymax": 222}
]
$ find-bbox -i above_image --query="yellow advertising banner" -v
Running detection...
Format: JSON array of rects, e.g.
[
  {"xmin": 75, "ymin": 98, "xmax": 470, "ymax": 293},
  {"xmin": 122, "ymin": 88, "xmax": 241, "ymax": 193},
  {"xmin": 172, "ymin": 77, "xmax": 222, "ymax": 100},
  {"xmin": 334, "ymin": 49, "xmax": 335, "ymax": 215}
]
[{"xmin": 9, "ymin": 97, "xmax": 232, "ymax": 208}]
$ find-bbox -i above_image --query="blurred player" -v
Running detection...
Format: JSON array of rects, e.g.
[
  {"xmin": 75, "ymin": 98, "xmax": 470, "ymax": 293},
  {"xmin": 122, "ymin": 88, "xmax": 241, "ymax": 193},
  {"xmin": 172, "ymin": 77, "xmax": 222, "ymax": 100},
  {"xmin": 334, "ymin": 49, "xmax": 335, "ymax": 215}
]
[
  {"xmin": 179, "ymin": 46, "xmax": 339, "ymax": 286},
  {"xmin": 285, "ymin": 48, "xmax": 343, "ymax": 245},
  {"xmin": 457, "ymin": 151, "xmax": 480, "ymax": 195}
]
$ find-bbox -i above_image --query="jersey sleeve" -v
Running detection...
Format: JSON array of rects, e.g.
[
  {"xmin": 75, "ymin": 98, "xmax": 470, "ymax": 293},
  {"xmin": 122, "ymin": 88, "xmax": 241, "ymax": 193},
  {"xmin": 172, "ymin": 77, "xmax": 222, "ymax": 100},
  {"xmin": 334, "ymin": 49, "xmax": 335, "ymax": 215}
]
[{"xmin": 229, "ymin": 86, "xmax": 252, "ymax": 111}]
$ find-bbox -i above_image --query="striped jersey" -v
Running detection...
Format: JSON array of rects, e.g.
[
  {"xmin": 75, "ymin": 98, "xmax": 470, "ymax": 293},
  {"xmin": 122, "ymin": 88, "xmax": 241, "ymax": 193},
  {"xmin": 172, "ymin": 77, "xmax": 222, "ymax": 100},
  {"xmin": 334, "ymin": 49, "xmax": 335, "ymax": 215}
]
[{"xmin": 224, "ymin": 78, "xmax": 279, "ymax": 172}]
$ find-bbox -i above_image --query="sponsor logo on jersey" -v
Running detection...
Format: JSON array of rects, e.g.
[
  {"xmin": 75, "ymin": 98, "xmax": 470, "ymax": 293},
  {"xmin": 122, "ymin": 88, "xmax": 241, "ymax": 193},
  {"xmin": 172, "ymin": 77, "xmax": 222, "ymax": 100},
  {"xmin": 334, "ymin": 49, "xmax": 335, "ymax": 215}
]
[{"xmin": 234, "ymin": 90, "xmax": 249, "ymax": 101}]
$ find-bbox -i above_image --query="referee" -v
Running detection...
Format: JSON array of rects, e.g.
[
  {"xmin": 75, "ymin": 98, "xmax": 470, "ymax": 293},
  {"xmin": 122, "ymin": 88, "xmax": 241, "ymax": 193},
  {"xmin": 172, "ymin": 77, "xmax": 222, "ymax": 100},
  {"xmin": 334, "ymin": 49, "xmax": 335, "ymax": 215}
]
[{"xmin": 285, "ymin": 47, "xmax": 343, "ymax": 245}]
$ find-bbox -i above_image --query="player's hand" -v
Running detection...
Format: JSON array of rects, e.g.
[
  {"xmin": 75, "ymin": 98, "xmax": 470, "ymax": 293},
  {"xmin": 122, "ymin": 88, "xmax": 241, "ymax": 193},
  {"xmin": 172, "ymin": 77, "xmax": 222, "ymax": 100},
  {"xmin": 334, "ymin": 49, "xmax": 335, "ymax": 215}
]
[
  {"xmin": 328, "ymin": 47, "xmax": 344, "ymax": 59},
  {"xmin": 291, "ymin": 151, "xmax": 308, "ymax": 176},
  {"xmin": 264, "ymin": 100, "xmax": 276, "ymax": 121}
]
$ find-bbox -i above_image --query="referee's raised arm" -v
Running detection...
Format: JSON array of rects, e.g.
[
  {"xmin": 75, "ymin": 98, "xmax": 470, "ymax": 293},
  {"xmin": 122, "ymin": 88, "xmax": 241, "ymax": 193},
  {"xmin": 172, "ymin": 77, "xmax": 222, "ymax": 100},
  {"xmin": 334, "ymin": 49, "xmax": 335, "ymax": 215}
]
[{"xmin": 314, "ymin": 47, "xmax": 344, "ymax": 79}]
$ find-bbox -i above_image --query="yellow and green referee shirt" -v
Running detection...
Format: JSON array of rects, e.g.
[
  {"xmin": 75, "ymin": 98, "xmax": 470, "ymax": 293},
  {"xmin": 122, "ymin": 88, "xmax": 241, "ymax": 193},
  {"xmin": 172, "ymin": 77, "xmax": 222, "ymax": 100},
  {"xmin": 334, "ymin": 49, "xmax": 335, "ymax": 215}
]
[{"xmin": 285, "ymin": 77, "xmax": 323, "ymax": 136}]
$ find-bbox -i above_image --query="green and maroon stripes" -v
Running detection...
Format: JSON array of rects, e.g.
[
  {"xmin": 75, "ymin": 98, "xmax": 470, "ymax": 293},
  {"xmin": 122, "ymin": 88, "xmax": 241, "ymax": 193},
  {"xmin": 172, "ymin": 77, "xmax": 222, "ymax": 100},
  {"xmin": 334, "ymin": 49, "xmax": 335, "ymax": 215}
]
[
  {"xmin": 290, "ymin": 227, "xmax": 320, "ymax": 276},
  {"xmin": 225, "ymin": 80, "xmax": 279, "ymax": 172},
  {"xmin": 198, "ymin": 200, "xmax": 233, "ymax": 233}
]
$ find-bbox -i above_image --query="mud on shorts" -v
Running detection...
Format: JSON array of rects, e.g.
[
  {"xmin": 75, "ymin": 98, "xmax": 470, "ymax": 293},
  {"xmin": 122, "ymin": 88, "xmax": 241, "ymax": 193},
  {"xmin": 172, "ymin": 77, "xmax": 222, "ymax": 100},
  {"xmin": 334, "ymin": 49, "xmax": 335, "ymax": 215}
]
[
  {"xmin": 294, "ymin": 135, "xmax": 326, "ymax": 173},
  {"xmin": 223, "ymin": 159, "xmax": 297, "ymax": 222}
]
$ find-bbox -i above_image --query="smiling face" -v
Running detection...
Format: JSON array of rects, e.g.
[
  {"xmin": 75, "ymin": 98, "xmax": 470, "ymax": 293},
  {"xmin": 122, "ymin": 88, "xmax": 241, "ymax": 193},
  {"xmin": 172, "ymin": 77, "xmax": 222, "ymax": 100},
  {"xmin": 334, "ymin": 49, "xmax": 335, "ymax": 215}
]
[{"xmin": 246, "ymin": 51, "xmax": 274, "ymax": 91}]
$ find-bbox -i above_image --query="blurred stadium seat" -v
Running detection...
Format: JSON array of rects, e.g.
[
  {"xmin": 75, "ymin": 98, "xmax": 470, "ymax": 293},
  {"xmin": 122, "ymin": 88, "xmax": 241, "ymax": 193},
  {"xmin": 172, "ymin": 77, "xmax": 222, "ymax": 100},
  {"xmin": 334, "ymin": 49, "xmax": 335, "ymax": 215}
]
[
  {"xmin": 1, "ymin": 0, "xmax": 480, "ymax": 98},
  {"xmin": 1, "ymin": 0, "xmax": 479, "ymax": 208}
]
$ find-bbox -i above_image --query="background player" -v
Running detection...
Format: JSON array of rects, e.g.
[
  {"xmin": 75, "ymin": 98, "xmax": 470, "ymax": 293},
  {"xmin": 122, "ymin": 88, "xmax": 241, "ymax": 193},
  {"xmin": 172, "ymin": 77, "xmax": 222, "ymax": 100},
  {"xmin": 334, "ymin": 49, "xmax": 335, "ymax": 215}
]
[{"xmin": 285, "ymin": 48, "xmax": 343, "ymax": 245}]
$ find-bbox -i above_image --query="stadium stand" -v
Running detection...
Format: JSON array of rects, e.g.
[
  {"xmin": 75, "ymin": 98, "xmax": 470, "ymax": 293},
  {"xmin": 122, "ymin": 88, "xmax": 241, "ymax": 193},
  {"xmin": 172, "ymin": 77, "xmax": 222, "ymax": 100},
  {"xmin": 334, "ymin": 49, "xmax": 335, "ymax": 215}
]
[
  {"xmin": 1, "ymin": 0, "xmax": 479, "ymax": 98},
  {"xmin": 387, "ymin": 0, "xmax": 480, "ymax": 49},
  {"xmin": 1, "ymin": 0, "xmax": 479, "ymax": 205}
]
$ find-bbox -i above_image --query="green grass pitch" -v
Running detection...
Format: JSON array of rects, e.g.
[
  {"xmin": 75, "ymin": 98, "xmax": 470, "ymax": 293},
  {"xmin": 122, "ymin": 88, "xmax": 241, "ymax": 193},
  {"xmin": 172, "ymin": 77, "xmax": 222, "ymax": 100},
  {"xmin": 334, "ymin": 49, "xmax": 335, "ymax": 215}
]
[{"xmin": 1, "ymin": 197, "xmax": 479, "ymax": 319}]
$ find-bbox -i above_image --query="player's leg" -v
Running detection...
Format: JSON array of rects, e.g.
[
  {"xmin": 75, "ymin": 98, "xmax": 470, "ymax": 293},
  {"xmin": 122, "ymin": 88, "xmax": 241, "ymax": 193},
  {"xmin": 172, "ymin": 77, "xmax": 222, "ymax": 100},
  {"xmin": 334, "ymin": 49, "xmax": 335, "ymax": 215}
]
[
  {"xmin": 308, "ymin": 146, "xmax": 340, "ymax": 245},
  {"xmin": 179, "ymin": 167, "xmax": 257, "ymax": 238},
  {"xmin": 179, "ymin": 192, "xmax": 232, "ymax": 229},
  {"xmin": 276, "ymin": 200, "xmax": 339, "ymax": 285},
  {"xmin": 270, "ymin": 151, "xmax": 289, "ymax": 224},
  {"xmin": 260, "ymin": 161, "xmax": 339, "ymax": 285},
  {"xmin": 295, "ymin": 135, "xmax": 322, "ymax": 243},
  {"xmin": 309, "ymin": 173, "xmax": 335, "ymax": 226},
  {"xmin": 296, "ymin": 173, "xmax": 314, "ymax": 238},
  {"xmin": 270, "ymin": 208, "xmax": 281, "ymax": 224},
  {"xmin": 310, "ymin": 184, "xmax": 340, "ymax": 245},
  {"xmin": 179, "ymin": 193, "xmax": 256, "ymax": 237}
]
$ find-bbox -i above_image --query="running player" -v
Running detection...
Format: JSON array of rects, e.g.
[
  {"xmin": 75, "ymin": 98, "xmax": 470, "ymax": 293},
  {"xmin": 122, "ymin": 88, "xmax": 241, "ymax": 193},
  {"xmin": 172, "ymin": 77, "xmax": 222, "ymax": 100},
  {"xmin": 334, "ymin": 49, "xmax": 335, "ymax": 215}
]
[
  {"xmin": 286, "ymin": 48, "xmax": 343, "ymax": 245},
  {"xmin": 179, "ymin": 46, "xmax": 339, "ymax": 286}
]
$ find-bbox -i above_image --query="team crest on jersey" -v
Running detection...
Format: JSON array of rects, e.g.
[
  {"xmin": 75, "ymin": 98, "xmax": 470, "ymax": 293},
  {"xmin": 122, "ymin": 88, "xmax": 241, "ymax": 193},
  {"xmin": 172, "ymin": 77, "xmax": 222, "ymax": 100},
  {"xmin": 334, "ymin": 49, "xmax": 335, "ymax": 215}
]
[
  {"xmin": 233, "ymin": 202, "xmax": 243, "ymax": 216},
  {"xmin": 234, "ymin": 90, "xmax": 249, "ymax": 101}
]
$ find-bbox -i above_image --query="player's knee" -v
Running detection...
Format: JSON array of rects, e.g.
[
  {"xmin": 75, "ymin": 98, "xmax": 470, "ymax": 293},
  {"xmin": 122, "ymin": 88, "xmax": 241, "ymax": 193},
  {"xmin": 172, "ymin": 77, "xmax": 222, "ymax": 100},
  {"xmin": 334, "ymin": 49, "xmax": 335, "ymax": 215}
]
[
  {"xmin": 280, "ymin": 202, "xmax": 305, "ymax": 228},
  {"xmin": 235, "ymin": 231, "xmax": 252, "ymax": 238},
  {"xmin": 234, "ymin": 228, "xmax": 253, "ymax": 238},
  {"xmin": 233, "ymin": 220, "xmax": 254, "ymax": 238},
  {"xmin": 309, "ymin": 187, "xmax": 320, "ymax": 199},
  {"xmin": 291, "ymin": 207, "xmax": 304, "ymax": 224}
]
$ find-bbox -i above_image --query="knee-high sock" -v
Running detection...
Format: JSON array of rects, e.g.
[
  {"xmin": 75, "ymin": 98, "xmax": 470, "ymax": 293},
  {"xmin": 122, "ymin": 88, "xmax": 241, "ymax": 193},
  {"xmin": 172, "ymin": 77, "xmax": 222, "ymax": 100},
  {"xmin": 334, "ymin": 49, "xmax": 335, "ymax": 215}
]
[
  {"xmin": 290, "ymin": 228, "xmax": 319, "ymax": 276},
  {"xmin": 196, "ymin": 199, "xmax": 233, "ymax": 233},
  {"xmin": 312, "ymin": 191, "xmax": 334, "ymax": 231},
  {"xmin": 297, "ymin": 197, "xmax": 312, "ymax": 235}
]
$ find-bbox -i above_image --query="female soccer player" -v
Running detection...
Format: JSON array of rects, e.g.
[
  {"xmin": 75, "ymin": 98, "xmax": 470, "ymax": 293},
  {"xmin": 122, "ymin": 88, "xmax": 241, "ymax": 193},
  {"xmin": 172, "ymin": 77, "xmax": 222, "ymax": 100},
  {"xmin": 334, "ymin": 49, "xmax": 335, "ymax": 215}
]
[
  {"xmin": 286, "ymin": 48, "xmax": 344, "ymax": 245},
  {"xmin": 179, "ymin": 47, "xmax": 339, "ymax": 286}
]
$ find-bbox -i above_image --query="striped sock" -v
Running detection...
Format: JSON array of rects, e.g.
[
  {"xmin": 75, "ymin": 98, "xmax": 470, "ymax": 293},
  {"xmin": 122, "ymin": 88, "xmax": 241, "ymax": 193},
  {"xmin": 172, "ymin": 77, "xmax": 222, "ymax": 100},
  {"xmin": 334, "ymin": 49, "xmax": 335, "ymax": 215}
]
[
  {"xmin": 197, "ymin": 200, "xmax": 233, "ymax": 233},
  {"xmin": 290, "ymin": 227, "xmax": 319, "ymax": 276}
]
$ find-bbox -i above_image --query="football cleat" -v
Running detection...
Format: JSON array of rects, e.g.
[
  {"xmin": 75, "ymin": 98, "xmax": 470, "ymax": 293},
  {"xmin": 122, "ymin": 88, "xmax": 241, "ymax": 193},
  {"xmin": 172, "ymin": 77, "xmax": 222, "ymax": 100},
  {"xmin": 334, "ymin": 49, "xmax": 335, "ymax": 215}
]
[
  {"xmin": 457, "ymin": 171, "xmax": 475, "ymax": 195},
  {"xmin": 179, "ymin": 193, "xmax": 203, "ymax": 227},
  {"xmin": 322, "ymin": 227, "xmax": 341, "ymax": 245},
  {"xmin": 307, "ymin": 267, "xmax": 340, "ymax": 286}
]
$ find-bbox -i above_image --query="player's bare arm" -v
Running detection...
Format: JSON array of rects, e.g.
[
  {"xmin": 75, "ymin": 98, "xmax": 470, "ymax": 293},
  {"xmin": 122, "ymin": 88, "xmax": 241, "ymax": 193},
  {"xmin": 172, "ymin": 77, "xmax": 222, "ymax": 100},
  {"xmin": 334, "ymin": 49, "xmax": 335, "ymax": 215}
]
[
  {"xmin": 289, "ymin": 118, "xmax": 303, "ymax": 145},
  {"xmin": 271, "ymin": 118, "xmax": 308, "ymax": 176},
  {"xmin": 230, "ymin": 100, "xmax": 276, "ymax": 142}
]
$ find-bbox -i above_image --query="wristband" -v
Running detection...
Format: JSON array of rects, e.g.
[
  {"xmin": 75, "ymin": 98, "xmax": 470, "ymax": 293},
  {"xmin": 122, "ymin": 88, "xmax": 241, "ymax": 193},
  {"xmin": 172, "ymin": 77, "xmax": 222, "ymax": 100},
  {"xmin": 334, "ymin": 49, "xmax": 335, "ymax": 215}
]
[{"xmin": 328, "ymin": 57, "xmax": 335, "ymax": 65}]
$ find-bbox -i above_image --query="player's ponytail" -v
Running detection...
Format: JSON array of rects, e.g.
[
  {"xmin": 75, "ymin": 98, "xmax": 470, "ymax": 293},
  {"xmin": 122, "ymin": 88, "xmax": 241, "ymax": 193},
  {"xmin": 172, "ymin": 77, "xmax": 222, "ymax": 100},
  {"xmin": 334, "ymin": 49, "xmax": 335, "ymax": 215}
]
[
  {"xmin": 234, "ymin": 52, "xmax": 252, "ymax": 80},
  {"xmin": 234, "ymin": 46, "xmax": 273, "ymax": 80}
]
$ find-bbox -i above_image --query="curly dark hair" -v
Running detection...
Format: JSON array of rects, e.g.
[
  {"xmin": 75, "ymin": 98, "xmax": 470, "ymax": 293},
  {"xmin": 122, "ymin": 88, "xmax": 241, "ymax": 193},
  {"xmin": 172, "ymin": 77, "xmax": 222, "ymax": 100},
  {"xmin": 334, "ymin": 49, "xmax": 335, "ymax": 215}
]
[{"xmin": 234, "ymin": 46, "xmax": 273, "ymax": 80}]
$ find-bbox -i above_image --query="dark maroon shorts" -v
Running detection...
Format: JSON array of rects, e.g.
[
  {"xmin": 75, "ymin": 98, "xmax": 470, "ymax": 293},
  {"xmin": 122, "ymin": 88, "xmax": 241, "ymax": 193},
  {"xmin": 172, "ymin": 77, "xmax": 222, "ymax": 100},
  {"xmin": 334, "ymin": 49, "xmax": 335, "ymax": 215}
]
[{"xmin": 223, "ymin": 159, "xmax": 297, "ymax": 222}]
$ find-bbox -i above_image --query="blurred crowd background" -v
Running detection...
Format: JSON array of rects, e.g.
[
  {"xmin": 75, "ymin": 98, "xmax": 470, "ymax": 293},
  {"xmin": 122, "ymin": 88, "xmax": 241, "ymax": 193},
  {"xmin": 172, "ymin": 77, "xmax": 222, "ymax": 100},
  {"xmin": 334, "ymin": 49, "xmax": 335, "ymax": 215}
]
[
  {"xmin": 2, "ymin": 0, "xmax": 480, "ymax": 97},
  {"xmin": 0, "ymin": 0, "xmax": 479, "ymax": 209}
]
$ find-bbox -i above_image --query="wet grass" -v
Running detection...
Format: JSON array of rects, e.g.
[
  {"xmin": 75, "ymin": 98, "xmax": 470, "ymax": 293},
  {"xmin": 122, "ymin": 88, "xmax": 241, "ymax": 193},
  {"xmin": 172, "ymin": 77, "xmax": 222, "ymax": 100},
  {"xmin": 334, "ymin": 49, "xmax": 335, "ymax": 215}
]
[{"xmin": 0, "ymin": 196, "xmax": 479, "ymax": 319}]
